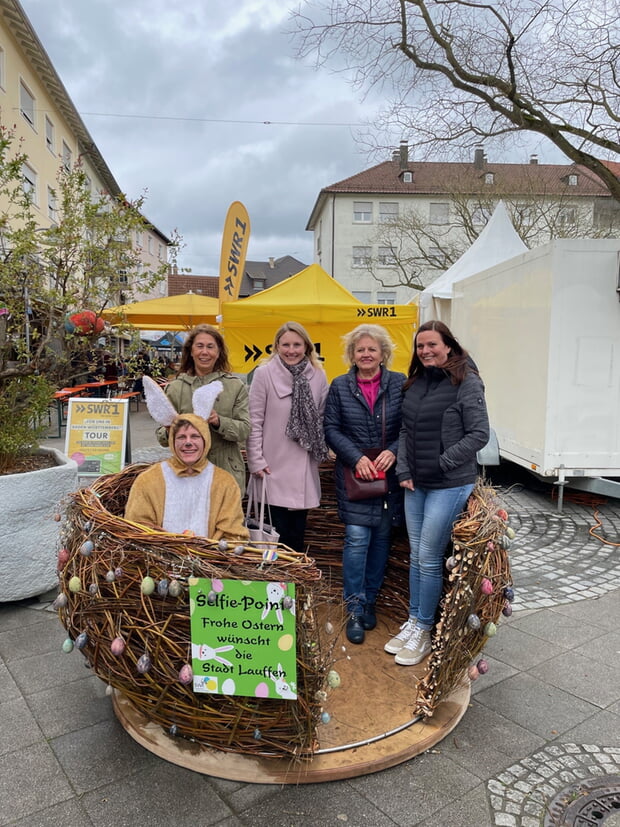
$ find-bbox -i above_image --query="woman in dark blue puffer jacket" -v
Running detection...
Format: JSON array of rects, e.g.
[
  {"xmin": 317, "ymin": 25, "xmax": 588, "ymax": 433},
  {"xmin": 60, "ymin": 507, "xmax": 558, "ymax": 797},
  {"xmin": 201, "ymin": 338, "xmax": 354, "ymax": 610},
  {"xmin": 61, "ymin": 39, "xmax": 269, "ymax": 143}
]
[
  {"xmin": 324, "ymin": 324, "xmax": 405, "ymax": 645},
  {"xmin": 385, "ymin": 320, "xmax": 489, "ymax": 667}
]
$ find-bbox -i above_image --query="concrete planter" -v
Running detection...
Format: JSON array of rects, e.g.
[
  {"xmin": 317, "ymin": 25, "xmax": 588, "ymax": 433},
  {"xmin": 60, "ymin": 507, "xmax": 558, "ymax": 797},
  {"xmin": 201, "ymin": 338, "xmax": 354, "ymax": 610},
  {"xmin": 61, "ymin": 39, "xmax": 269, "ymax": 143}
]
[{"xmin": 1, "ymin": 448, "xmax": 78, "ymax": 602}]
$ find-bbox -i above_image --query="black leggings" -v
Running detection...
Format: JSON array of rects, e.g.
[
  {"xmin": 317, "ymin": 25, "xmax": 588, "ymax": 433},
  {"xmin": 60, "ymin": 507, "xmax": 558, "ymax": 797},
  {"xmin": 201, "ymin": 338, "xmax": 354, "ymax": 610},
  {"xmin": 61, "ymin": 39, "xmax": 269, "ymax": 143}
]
[{"xmin": 268, "ymin": 506, "xmax": 308, "ymax": 554}]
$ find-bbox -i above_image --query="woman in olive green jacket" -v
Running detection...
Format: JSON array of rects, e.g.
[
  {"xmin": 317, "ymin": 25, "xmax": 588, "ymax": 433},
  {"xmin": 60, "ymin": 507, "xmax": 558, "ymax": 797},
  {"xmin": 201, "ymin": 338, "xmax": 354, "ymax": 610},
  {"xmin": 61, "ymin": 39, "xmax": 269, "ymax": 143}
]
[{"xmin": 156, "ymin": 325, "xmax": 249, "ymax": 493}]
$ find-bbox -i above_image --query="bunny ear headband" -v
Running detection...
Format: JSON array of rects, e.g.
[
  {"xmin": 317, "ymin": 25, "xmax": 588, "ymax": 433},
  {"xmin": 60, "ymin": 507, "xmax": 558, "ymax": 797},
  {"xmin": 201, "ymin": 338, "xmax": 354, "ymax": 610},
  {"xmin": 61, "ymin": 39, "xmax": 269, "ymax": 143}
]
[{"xmin": 142, "ymin": 375, "xmax": 223, "ymax": 426}]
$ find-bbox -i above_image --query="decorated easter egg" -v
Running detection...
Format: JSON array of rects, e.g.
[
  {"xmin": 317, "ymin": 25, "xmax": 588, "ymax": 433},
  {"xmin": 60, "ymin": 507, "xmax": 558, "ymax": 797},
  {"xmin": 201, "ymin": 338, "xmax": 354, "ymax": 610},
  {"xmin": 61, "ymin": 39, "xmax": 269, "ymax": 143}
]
[
  {"xmin": 315, "ymin": 690, "xmax": 328, "ymax": 703},
  {"xmin": 57, "ymin": 548, "xmax": 70, "ymax": 570},
  {"xmin": 136, "ymin": 653, "xmax": 152, "ymax": 673},
  {"xmin": 253, "ymin": 728, "xmax": 262, "ymax": 740},
  {"xmin": 157, "ymin": 578, "xmax": 169, "ymax": 596},
  {"xmin": 83, "ymin": 520, "xmax": 93, "ymax": 532},
  {"xmin": 282, "ymin": 596, "xmax": 293, "ymax": 610},
  {"xmin": 506, "ymin": 526, "xmax": 516, "ymax": 539},
  {"xmin": 504, "ymin": 586, "xmax": 515, "ymax": 603},
  {"xmin": 105, "ymin": 570, "xmax": 116, "ymax": 583},
  {"xmin": 502, "ymin": 602, "xmax": 513, "ymax": 617},
  {"xmin": 80, "ymin": 540, "xmax": 94, "ymax": 556},
  {"xmin": 207, "ymin": 590, "xmax": 217, "ymax": 605},
  {"xmin": 105, "ymin": 684, "xmax": 114, "ymax": 696},
  {"xmin": 325, "ymin": 621, "xmax": 334, "ymax": 635},
  {"xmin": 467, "ymin": 613, "xmax": 481, "ymax": 630},
  {"xmin": 75, "ymin": 632, "xmax": 88, "ymax": 650},
  {"xmin": 140, "ymin": 576, "xmax": 155, "ymax": 595},
  {"xmin": 52, "ymin": 593, "xmax": 68, "ymax": 609},
  {"xmin": 321, "ymin": 711, "xmax": 331, "ymax": 724},
  {"xmin": 88, "ymin": 582, "xmax": 99, "ymax": 595},
  {"xmin": 484, "ymin": 621, "xmax": 497, "ymax": 637},
  {"xmin": 178, "ymin": 664, "xmax": 193, "ymax": 685},
  {"xmin": 496, "ymin": 508, "xmax": 509, "ymax": 521},
  {"xmin": 468, "ymin": 664, "xmax": 479, "ymax": 681},
  {"xmin": 445, "ymin": 555, "xmax": 458, "ymax": 570},
  {"xmin": 168, "ymin": 579, "xmax": 182, "ymax": 597},
  {"xmin": 327, "ymin": 670, "xmax": 341, "ymax": 688},
  {"xmin": 68, "ymin": 576, "xmax": 82, "ymax": 593},
  {"xmin": 62, "ymin": 637, "xmax": 74, "ymax": 653},
  {"xmin": 477, "ymin": 658, "xmax": 489, "ymax": 674},
  {"xmin": 262, "ymin": 549, "xmax": 278, "ymax": 562},
  {"xmin": 485, "ymin": 541, "xmax": 495, "ymax": 552},
  {"xmin": 114, "ymin": 567, "xmax": 123, "ymax": 579},
  {"xmin": 480, "ymin": 578, "xmax": 493, "ymax": 595},
  {"xmin": 169, "ymin": 724, "xmax": 178, "ymax": 737},
  {"xmin": 110, "ymin": 637, "xmax": 126, "ymax": 656},
  {"xmin": 217, "ymin": 539, "xmax": 229, "ymax": 551},
  {"xmin": 233, "ymin": 545, "xmax": 245, "ymax": 556}
]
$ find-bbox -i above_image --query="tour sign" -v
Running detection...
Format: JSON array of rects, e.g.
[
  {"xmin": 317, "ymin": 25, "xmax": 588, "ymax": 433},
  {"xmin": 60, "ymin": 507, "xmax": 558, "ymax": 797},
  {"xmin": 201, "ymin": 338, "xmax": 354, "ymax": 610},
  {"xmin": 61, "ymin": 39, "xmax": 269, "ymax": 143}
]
[
  {"xmin": 188, "ymin": 578, "xmax": 297, "ymax": 700},
  {"xmin": 65, "ymin": 397, "xmax": 128, "ymax": 476}
]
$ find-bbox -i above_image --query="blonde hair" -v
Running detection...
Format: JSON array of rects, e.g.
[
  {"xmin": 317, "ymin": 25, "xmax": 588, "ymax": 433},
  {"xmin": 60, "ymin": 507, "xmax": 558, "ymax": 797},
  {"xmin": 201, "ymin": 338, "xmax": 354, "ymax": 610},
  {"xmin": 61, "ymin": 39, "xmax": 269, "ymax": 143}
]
[
  {"xmin": 271, "ymin": 321, "xmax": 321, "ymax": 368},
  {"xmin": 342, "ymin": 324, "xmax": 394, "ymax": 367}
]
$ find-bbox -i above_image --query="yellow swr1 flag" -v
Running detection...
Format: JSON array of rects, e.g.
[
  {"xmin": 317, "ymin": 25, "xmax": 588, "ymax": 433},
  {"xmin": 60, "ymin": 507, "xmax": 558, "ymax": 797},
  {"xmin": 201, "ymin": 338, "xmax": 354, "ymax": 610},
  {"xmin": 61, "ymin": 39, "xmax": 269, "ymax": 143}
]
[{"xmin": 219, "ymin": 201, "xmax": 251, "ymax": 304}]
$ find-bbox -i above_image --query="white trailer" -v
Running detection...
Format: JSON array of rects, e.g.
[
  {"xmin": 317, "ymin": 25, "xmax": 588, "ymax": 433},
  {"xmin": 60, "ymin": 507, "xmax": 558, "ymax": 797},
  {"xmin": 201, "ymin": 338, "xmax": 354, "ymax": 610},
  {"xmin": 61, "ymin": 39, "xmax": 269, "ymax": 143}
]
[{"xmin": 450, "ymin": 238, "xmax": 620, "ymax": 507}]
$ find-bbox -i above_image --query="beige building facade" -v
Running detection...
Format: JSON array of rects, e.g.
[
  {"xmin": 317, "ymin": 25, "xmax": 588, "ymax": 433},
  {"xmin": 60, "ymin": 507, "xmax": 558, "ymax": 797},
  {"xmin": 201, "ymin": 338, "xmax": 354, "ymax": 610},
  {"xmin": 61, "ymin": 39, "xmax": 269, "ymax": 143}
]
[
  {"xmin": 0, "ymin": 0, "xmax": 169, "ymax": 302},
  {"xmin": 306, "ymin": 143, "xmax": 620, "ymax": 305}
]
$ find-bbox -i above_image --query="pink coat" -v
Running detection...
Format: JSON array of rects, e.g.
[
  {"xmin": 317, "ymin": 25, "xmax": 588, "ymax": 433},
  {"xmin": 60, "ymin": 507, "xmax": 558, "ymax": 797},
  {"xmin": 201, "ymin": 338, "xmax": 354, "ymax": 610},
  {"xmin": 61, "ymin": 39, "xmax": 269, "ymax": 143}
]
[{"xmin": 247, "ymin": 357, "xmax": 329, "ymax": 509}]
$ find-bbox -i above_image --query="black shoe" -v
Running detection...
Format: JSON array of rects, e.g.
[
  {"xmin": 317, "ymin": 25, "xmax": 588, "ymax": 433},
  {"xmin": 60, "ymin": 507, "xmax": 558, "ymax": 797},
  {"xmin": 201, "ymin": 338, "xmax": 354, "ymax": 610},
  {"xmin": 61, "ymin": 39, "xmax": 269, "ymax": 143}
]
[
  {"xmin": 361, "ymin": 604, "xmax": 377, "ymax": 630},
  {"xmin": 346, "ymin": 615, "xmax": 365, "ymax": 644}
]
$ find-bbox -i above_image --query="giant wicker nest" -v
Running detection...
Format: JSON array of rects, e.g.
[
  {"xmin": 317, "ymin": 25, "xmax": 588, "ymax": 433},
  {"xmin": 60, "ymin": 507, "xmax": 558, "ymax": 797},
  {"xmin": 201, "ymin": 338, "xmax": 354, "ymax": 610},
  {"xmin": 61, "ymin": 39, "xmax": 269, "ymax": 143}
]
[{"xmin": 56, "ymin": 461, "xmax": 512, "ymax": 758}]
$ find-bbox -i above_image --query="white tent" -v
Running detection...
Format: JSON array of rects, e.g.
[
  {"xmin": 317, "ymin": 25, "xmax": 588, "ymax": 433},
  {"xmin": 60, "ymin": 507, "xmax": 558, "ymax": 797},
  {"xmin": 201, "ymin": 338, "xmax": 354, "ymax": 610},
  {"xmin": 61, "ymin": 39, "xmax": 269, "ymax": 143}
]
[{"xmin": 419, "ymin": 201, "xmax": 528, "ymax": 326}]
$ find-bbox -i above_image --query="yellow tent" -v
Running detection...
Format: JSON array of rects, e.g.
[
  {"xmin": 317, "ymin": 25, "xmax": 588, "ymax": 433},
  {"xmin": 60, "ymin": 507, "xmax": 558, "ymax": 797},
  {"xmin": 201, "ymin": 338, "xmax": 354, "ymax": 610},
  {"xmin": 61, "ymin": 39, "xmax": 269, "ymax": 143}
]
[
  {"xmin": 221, "ymin": 264, "xmax": 417, "ymax": 381},
  {"xmin": 103, "ymin": 292, "xmax": 219, "ymax": 330}
]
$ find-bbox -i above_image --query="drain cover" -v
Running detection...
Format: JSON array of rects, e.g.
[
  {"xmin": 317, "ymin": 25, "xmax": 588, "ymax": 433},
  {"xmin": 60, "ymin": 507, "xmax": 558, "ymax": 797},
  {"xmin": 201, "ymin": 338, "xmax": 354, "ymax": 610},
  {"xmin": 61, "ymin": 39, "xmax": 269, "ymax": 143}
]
[{"xmin": 544, "ymin": 775, "xmax": 620, "ymax": 826}]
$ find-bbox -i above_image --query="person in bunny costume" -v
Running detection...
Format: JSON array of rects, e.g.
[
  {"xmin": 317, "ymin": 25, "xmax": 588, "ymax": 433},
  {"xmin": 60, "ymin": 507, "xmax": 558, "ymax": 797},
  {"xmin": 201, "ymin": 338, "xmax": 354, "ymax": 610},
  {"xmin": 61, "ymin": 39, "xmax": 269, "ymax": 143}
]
[{"xmin": 125, "ymin": 376, "xmax": 249, "ymax": 541}]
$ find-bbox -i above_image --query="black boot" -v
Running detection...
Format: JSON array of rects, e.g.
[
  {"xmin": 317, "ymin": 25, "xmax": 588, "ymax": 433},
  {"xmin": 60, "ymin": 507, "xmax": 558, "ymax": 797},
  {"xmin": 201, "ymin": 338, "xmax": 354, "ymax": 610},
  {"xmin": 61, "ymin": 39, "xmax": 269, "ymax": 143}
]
[
  {"xmin": 361, "ymin": 604, "xmax": 377, "ymax": 630},
  {"xmin": 346, "ymin": 615, "xmax": 365, "ymax": 644}
]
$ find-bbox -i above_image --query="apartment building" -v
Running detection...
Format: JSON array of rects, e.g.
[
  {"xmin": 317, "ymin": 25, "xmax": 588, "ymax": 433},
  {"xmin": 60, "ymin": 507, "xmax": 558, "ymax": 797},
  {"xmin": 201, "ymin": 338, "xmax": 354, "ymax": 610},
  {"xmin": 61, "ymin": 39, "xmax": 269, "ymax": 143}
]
[
  {"xmin": 306, "ymin": 142, "xmax": 619, "ymax": 305},
  {"xmin": 0, "ymin": 0, "xmax": 170, "ymax": 302}
]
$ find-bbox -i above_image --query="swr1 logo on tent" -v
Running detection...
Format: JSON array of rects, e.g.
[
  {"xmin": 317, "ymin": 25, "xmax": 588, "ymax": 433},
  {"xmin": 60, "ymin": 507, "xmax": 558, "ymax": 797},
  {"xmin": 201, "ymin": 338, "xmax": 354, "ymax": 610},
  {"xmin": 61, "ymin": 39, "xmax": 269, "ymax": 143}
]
[{"xmin": 243, "ymin": 342, "xmax": 324, "ymax": 363}]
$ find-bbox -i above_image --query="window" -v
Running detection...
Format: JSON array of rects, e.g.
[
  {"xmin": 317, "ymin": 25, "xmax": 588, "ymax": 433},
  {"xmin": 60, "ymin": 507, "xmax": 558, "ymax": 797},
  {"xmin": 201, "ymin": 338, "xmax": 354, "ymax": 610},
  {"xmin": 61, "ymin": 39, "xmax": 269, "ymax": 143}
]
[
  {"xmin": 558, "ymin": 207, "xmax": 576, "ymax": 226},
  {"xmin": 568, "ymin": 174, "xmax": 578, "ymax": 186},
  {"xmin": 158, "ymin": 243, "xmax": 163, "ymax": 260},
  {"xmin": 378, "ymin": 246, "xmax": 397, "ymax": 266},
  {"xmin": 353, "ymin": 201, "xmax": 372, "ymax": 222},
  {"xmin": 352, "ymin": 246, "xmax": 371, "ymax": 267},
  {"xmin": 428, "ymin": 247, "xmax": 447, "ymax": 266},
  {"xmin": 472, "ymin": 207, "xmax": 491, "ymax": 226},
  {"xmin": 377, "ymin": 291, "xmax": 396, "ymax": 305},
  {"xmin": 61, "ymin": 141, "xmax": 72, "ymax": 171},
  {"xmin": 47, "ymin": 185, "xmax": 57, "ymax": 220},
  {"xmin": 484, "ymin": 172, "xmax": 495, "ymax": 185},
  {"xmin": 402, "ymin": 171, "xmax": 413, "ymax": 183},
  {"xmin": 147, "ymin": 236, "xmax": 153, "ymax": 254},
  {"xmin": 21, "ymin": 162, "xmax": 37, "ymax": 201},
  {"xmin": 19, "ymin": 80, "xmax": 35, "ymax": 127},
  {"xmin": 135, "ymin": 230, "xmax": 143, "ymax": 247},
  {"xmin": 117, "ymin": 270, "xmax": 129, "ymax": 285},
  {"xmin": 45, "ymin": 117, "xmax": 55, "ymax": 153},
  {"xmin": 429, "ymin": 202, "xmax": 449, "ymax": 224},
  {"xmin": 252, "ymin": 278, "xmax": 266, "ymax": 291},
  {"xmin": 353, "ymin": 291, "xmax": 372, "ymax": 302},
  {"xmin": 379, "ymin": 202, "xmax": 399, "ymax": 223}
]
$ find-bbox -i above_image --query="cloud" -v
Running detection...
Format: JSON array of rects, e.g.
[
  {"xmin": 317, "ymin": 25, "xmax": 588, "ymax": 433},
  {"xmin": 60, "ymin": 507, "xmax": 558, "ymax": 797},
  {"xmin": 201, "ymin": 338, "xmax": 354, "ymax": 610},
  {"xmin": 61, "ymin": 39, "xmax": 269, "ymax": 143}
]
[{"xmin": 20, "ymin": 0, "xmax": 376, "ymax": 274}]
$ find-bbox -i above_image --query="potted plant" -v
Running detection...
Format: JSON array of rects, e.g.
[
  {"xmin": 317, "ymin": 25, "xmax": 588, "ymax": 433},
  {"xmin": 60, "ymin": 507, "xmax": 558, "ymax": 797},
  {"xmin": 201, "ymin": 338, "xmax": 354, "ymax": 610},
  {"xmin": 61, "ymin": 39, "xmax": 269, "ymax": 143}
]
[{"xmin": 0, "ymin": 125, "xmax": 177, "ymax": 601}]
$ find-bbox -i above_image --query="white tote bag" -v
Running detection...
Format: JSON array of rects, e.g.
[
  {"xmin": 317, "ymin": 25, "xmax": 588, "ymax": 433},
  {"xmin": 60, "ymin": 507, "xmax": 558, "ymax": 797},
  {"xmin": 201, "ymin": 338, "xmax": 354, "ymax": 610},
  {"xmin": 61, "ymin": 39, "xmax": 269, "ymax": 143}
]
[{"xmin": 244, "ymin": 476, "xmax": 280, "ymax": 549}]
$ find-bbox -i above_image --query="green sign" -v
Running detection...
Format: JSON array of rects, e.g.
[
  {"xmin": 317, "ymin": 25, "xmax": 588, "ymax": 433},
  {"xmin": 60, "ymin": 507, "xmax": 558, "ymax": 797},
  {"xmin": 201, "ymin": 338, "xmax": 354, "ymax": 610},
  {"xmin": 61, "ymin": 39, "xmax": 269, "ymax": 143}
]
[{"xmin": 188, "ymin": 578, "xmax": 297, "ymax": 700}]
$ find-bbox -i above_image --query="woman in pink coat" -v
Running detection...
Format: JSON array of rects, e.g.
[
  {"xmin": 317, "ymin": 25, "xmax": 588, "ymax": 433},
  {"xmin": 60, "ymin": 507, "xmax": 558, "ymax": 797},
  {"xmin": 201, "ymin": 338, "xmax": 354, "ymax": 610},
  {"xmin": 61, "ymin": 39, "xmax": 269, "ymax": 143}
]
[{"xmin": 247, "ymin": 321, "xmax": 329, "ymax": 552}]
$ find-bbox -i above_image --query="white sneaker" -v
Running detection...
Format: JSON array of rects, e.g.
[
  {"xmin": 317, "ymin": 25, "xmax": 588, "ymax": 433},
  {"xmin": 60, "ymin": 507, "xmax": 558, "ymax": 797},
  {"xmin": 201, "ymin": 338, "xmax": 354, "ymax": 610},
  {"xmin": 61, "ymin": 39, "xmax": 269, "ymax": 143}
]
[
  {"xmin": 394, "ymin": 627, "xmax": 431, "ymax": 666},
  {"xmin": 384, "ymin": 617, "xmax": 417, "ymax": 654}
]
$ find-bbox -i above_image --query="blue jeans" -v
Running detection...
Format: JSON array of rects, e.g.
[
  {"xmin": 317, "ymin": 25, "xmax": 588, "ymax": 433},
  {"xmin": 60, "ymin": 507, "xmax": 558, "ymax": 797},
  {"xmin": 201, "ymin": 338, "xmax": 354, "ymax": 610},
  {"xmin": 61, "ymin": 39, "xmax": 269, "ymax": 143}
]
[
  {"xmin": 342, "ymin": 506, "xmax": 392, "ymax": 614},
  {"xmin": 404, "ymin": 484, "xmax": 474, "ymax": 629}
]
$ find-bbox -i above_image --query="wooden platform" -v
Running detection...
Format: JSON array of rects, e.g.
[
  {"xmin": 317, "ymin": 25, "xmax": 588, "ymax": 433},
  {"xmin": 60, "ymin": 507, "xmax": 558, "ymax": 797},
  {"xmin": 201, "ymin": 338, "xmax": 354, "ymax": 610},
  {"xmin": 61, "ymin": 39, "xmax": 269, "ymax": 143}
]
[{"xmin": 113, "ymin": 614, "xmax": 470, "ymax": 784}]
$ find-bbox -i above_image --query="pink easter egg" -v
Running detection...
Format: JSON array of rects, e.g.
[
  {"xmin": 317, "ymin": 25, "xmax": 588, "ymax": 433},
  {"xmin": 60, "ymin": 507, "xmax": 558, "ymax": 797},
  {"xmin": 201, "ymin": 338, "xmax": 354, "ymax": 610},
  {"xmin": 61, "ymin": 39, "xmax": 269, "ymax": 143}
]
[
  {"xmin": 212, "ymin": 579, "xmax": 224, "ymax": 593},
  {"xmin": 481, "ymin": 578, "xmax": 493, "ymax": 595},
  {"xmin": 255, "ymin": 682, "xmax": 269, "ymax": 698}
]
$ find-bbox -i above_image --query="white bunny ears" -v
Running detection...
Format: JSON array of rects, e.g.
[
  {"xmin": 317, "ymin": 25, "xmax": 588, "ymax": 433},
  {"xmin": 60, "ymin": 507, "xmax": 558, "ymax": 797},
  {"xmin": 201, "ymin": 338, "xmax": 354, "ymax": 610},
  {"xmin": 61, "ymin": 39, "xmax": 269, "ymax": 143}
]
[{"xmin": 142, "ymin": 375, "xmax": 223, "ymax": 426}]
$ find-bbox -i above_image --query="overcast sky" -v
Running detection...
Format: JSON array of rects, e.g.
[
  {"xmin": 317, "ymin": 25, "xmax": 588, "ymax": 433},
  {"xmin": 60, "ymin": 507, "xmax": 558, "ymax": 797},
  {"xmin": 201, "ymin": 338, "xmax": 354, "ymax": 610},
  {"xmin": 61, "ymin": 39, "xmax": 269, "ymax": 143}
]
[
  {"xmin": 20, "ymin": 0, "xmax": 384, "ymax": 275},
  {"xmin": 20, "ymin": 1, "xmax": 563, "ymax": 278}
]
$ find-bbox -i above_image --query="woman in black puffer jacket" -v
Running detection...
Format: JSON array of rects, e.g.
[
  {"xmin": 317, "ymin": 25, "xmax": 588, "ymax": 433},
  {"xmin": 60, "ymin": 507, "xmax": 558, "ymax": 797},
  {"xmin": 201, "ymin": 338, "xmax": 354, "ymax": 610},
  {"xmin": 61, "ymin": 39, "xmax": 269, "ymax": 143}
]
[
  {"xmin": 384, "ymin": 320, "xmax": 489, "ymax": 667},
  {"xmin": 324, "ymin": 324, "xmax": 405, "ymax": 645}
]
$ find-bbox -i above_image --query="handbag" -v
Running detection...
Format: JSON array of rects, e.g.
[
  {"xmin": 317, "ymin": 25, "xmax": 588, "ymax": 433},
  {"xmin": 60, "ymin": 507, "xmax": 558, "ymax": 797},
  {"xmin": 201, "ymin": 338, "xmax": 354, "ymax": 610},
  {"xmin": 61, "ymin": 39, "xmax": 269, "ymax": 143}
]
[
  {"xmin": 244, "ymin": 475, "xmax": 280, "ymax": 549},
  {"xmin": 342, "ymin": 398, "xmax": 389, "ymax": 501}
]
